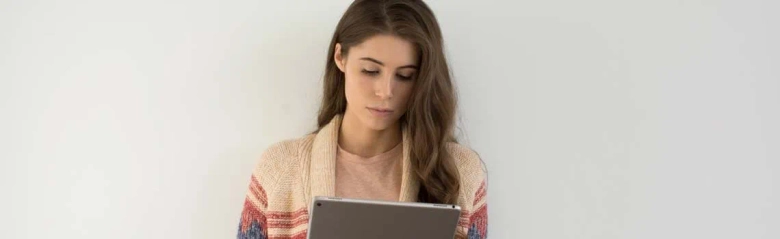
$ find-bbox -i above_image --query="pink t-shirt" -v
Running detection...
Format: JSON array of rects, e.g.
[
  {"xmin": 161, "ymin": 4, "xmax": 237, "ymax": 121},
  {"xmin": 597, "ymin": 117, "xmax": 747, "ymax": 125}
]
[{"xmin": 335, "ymin": 142, "xmax": 403, "ymax": 201}]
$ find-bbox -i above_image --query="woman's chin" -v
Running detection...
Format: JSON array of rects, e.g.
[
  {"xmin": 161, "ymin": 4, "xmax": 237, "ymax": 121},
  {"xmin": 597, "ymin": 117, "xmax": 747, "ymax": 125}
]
[
  {"xmin": 365, "ymin": 121, "xmax": 392, "ymax": 131},
  {"xmin": 361, "ymin": 116, "xmax": 398, "ymax": 131}
]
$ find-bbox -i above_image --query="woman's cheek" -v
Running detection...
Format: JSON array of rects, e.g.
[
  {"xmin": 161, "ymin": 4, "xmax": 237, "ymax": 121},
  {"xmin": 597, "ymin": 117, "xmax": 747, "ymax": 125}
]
[
  {"xmin": 398, "ymin": 83, "xmax": 414, "ymax": 103},
  {"xmin": 343, "ymin": 74, "xmax": 359, "ymax": 103},
  {"xmin": 344, "ymin": 74, "xmax": 370, "ymax": 105},
  {"xmin": 356, "ymin": 74, "xmax": 375, "ymax": 94}
]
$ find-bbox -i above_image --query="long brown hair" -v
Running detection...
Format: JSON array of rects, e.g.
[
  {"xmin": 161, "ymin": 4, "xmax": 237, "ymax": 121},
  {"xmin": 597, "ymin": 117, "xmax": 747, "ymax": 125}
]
[{"xmin": 316, "ymin": 0, "xmax": 461, "ymax": 205}]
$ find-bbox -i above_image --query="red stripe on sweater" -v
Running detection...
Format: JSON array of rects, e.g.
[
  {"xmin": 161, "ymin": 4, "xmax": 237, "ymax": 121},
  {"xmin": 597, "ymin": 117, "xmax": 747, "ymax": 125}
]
[
  {"xmin": 266, "ymin": 208, "xmax": 308, "ymax": 219},
  {"xmin": 240, "ymin": 198, "xmax": 267, "ymax": 233},
  {"xmin": 267, "ymin": 216, "xmax": 310, "ymax": 229},
  {"xmin": 266, "ymin": 208, "xmax": 309, "ymax": 229},
  {"xmin": 474, "ymin": 181, "xmax": 487, "ymax": 204},
  {"xmin": 458, "ymin": 219, "xmax": 469, "ymax": 227},
  {"xmin": 470, "ymin": 204, "xmax": 488, "ymax": 236},
  {"xmin": 249, "ymin": 176, "xmax": 268, "ymax": 208},
  {"xmin": 457, "ymin": 209, "xmax": 471, "ymax": 227}
]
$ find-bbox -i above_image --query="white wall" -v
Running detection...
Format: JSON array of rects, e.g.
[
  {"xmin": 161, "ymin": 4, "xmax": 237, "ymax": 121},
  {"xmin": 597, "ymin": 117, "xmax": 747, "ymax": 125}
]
[{"xmin": 1, "ymin": 0, "xmax": 777, "ymax": 238}]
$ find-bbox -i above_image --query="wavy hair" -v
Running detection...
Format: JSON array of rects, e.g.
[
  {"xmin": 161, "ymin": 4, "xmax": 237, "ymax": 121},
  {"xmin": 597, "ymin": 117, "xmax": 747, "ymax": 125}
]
[{"xmin": 316, "ymin": 0, "xmax": 462, "ymax": 209}]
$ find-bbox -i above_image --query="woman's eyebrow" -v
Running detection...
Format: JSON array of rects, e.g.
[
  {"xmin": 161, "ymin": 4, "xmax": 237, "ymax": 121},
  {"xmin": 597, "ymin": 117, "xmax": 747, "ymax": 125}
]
[{"xmin": 359, "ymin": 57, "xmax": 418, "ymax": 70}]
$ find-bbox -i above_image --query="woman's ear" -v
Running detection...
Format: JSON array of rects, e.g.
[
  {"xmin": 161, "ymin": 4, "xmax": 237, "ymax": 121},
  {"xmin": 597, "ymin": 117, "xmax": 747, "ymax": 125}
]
[{"xmin": 334, "ymin": 43, "xmax": 345, "ymax": 72}]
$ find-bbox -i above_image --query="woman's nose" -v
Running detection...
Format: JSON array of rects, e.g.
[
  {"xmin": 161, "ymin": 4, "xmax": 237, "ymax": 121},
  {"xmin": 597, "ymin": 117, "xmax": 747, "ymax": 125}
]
[{"xmin": 375, "ymin": 74, "xmax": 395, "ymax": 99}]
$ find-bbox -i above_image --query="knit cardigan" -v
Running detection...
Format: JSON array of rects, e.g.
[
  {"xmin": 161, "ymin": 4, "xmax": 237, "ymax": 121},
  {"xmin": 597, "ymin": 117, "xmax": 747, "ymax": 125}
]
[{"xmin": 236, "ymin": 115, "xmax": 488, "ymax": 239}]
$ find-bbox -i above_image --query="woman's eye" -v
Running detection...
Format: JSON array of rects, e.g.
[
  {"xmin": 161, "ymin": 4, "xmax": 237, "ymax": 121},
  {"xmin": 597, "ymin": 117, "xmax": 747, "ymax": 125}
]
[
  {"xmin": 396, "ymin": 74, "xmax": 413, "ymax": 81},
  {"xmin": 361, "ymin": 69, "xmax": 379, "ymax": 76}
]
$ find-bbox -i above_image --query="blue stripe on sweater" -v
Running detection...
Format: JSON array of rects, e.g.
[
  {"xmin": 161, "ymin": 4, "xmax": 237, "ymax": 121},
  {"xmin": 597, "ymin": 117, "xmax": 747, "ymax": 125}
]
[{"xmin": 237, "ymin": 220, "xmax": 266, "ymax": 239}]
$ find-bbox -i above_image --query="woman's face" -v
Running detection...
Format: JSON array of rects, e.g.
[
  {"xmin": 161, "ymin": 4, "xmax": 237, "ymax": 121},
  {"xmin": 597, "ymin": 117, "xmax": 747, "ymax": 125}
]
[{"xmin": 335, "ymin": 34, "xmax": 418, "ymax": 131}]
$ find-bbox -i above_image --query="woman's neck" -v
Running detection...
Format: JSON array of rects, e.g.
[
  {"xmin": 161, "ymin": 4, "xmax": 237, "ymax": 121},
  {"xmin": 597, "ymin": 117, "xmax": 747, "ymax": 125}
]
[{"xmin": 338, "ymin": 112, "xmax": 402, "ymax": 158}]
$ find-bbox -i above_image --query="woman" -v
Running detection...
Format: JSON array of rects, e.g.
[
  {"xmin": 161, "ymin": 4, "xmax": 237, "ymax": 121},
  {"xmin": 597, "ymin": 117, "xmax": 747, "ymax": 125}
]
[{"xmin": 237, "ymin": 0, "xmax": 487, "ymax": 238}]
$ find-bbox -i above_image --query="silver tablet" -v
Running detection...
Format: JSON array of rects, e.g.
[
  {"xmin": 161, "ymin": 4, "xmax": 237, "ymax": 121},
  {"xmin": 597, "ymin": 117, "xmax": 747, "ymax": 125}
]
[{"xmin": 307, "ymin": 196, "xmax": 462, "ymax": 239}]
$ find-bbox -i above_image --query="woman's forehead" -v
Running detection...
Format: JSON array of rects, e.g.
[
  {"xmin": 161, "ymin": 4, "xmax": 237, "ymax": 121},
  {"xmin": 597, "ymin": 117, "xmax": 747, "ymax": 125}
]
[{"xmin": 350, "ymin": 35, "xmax": 418, "ymax": 67}]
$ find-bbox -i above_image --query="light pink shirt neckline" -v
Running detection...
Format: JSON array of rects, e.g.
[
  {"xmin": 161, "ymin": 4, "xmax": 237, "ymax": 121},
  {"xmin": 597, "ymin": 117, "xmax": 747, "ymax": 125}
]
[{"xmin": 336, "ymin": 141, "xmax": 403, "ymax": 164}]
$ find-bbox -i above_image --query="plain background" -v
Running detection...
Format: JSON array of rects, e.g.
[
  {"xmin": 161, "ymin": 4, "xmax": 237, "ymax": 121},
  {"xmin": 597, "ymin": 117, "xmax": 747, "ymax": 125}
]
[{"xmin": 1, "ymin": 0, "xmax": 778, "ymax": 238}]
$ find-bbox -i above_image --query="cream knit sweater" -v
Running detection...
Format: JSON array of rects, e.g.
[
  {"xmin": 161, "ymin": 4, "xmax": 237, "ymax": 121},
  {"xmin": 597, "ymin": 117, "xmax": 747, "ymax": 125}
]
[{"xmin": 237, "ymin": 115, "xmax": 488, "ymax": 239}]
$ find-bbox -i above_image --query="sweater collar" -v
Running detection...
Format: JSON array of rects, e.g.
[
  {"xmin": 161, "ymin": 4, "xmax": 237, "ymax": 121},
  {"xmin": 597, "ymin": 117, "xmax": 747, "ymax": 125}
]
[{"xmin": 309, "ymin": 114, "xmax": 419, "ymax": 202}]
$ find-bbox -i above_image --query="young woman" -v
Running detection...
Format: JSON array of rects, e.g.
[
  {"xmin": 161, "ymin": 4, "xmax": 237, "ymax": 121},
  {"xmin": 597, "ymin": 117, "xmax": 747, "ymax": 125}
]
[{"xmin": 237, "ymin": 1, "xmax": 487, "ymax": 238}]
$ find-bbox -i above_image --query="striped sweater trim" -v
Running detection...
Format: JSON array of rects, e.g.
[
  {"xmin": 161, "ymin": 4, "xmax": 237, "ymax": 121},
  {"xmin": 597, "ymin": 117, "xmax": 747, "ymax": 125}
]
[
  {"xmin": 468, "ymin": 180, "xmax": 489, "ymax": 238},
  {"xmin": 238, "ymin": 176, "xmax": 488, "ymax": 238},
  {"xmin": 239, "ymin": 198, "xmax": 266, "ymax": 239},
  {"xmin": 267, "ymin": 208, "xmax": 309, "ymax": 229}
]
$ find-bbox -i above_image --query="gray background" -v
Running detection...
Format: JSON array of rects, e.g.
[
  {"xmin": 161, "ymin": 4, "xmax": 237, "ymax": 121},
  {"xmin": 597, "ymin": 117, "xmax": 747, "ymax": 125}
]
[{"xmin": 1, "ymin": 0, "xmax": 778, "ymax": 238}]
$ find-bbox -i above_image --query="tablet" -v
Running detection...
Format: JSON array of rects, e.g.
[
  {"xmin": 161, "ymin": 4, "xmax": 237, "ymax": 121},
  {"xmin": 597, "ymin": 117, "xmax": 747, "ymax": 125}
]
[{"xmin": 306, "ymin": 196, "xmax": 461, "ymax": 239}]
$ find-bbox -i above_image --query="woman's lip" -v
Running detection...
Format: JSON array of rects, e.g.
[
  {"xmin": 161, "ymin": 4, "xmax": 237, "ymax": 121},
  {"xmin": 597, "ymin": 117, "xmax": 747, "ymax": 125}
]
[
  {"xmin": 368, "ymin": 107, "xmax": 393, "ymax": 112},
  {"xmin": 368, "ymin": 107, "xmax": 394, "ymax": 116}
]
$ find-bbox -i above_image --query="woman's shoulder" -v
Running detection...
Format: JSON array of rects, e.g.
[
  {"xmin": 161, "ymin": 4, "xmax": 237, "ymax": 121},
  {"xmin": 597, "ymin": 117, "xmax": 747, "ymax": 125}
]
[
  {"xmin": 446, "ymin": 142, "xmax": 486, "ymax": 173},
  {"xmin": 445, "ymin": 142, "xmax": 487, "ymax": 188},
  {"xmin": 252, "ymin": 134, "xmax": 316, "ymax": 176},
  {"xmin": 261, "ymin": 134, "xmax": 315, "ymax": 159}
]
